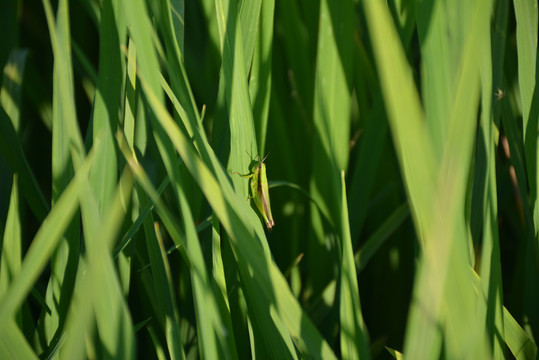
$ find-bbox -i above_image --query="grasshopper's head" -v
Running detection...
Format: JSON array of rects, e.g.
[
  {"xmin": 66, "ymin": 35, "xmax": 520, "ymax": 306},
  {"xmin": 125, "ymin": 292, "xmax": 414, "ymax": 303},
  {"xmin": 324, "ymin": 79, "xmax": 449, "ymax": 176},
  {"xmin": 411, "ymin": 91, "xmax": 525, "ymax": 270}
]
[{"xmin": 248, "ymin": 153, "xmax": 269, "ymax": 173}]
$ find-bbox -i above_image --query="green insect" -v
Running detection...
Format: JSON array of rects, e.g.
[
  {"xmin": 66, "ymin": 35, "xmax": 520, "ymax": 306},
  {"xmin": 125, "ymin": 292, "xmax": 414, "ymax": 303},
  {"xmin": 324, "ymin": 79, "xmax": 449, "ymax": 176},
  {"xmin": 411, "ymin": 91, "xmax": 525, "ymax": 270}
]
[{"xmin": 233, "ymin": 155, "xmax": 275, "ymax": 230}]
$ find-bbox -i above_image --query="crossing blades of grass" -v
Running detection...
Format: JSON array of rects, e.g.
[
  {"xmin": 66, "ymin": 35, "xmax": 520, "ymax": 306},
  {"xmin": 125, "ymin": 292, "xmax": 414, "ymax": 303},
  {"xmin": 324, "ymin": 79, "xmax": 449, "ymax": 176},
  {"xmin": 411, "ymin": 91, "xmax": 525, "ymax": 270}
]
[
  {"xmin": 0, "ymin": 149, "xmax": 94, "ymax": 324},
  {"xmin": 0, "ymin": 318, "xmax": 38, "ymax": 360}
]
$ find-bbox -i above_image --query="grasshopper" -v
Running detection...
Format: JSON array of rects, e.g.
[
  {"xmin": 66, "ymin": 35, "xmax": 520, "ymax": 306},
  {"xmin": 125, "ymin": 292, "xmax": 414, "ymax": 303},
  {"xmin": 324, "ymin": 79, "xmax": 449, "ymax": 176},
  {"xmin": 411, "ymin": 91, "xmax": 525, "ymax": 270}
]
[{"xmin": 233, "ymin": 155, "xmax": 275, "ymax": 230}]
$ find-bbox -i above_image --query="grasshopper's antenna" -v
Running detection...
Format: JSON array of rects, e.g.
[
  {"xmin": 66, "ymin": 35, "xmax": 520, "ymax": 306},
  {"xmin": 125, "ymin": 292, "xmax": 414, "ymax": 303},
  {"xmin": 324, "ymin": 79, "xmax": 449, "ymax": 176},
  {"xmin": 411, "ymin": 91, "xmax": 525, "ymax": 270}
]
[
  {"xmin": 261, "ymin": 152, "xmax": 270, "ymax": 163},
  {"xmin": 245, "ymin": 149, "xmax": 256, "ymax": 163}
]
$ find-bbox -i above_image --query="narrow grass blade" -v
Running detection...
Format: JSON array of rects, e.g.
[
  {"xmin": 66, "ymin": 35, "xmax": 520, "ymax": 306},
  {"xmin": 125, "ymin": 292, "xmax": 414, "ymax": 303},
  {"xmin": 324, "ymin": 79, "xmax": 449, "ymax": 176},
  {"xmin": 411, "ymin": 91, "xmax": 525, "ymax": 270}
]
[
  {"xmin": 60, "ymin": 170, "xmax": 136, "ymax": 359},
  {"xmin": 44, "ymin": 0, "xmax": 84, "ymax": 346},
  {"xmin": 514, "ymin": 0, "xmax": 539, "ymax": 336},
  {"xmin": 210, "ymin": 220, "xmax": 242, "ymax": 358},
  {"xmin": 215, "ymin": 0, "xmax": 258, "ymax": 195},
  {"xmin": 275, "ymin": 0, "xmax": 315, "ymax": 120},
  {"xmin": 348, "ymin": 95, "xmax": 387, "ymax": 241},
  {"xmin": 0, "ymin": 175, "xmax": 21, "ymax": 302},
  {"xmin": 364, "ymin": 0, "xmax": 492, "ymax": 359},
  {"xmin": 0, "ymin": 107, "xmax": 48, "ymax": 222},
  {"xmin": 238, "ymin": 0, "xmax": 262, "ymax": 71},
  {"xmin": 89, "ymin": 0, "xmax": 125, "ymax": 214},
  {"xmin": 504, "ymin": 306, "xmax": 538, "ymax": 359},
  {"xmin": 116, "ymin": 38, "xmax": 138, "ymax": 295},
  {"xmin": 1, "ymin": 49, "xmax": 28, "ymax": 133},
  {"xmin": 170, "ymin": 0, "xmax": 184, "ymax": 55},
  {"xmin": 0, "ymin": 149, "xmax": 94, "ymax": 323},
  {"xmin": 415, "ymin": 0, "xmax": 474, "ymax": 159},
  {"xmin": 513, "ymin": 0, "xmax": 538, "ymax": 131},
  {"xmin": 42, "ymin": 0, "xmax": 86, "ymax": 168},
  {"xmin": 339, "ymin": 171, "xmax": 370, "ymax": 360},
  {"xmin": 82, "ymin": 169, "xmax": 135, "ymax": 359},
  {"xmin": 177, "ymin": 179, "xmax": 238, "ymax": 359},
  {"xmin": 475, "ymin": 20, "xmax": 504, "ymax": 359},
  {"xmin": 152, "ymin": 221, "xmax": 187, "ymax": 360},
  {"xmin": 249, "ymin": 0, "xmax": 274, "ymax": 155},
  {"xmin": 211, "ymin": 0, "xmax": 262, "ymax": 164},
  {"xmin": 121, "ymin": 137, "xmax": 234, "ymax": 359},
  {"xmin": 57, "ymin": 257, "xmax": 93, "ymax": 360},
  {"xmin": 385, "ymin": 347, "xmax": 404, "ymax": 360},
  {"xmin": 362, "ymin": 0, "xmax": 435, "ymax": 243},
  {"xmin": 134, "ymin": 182, "xmax": 186, "ymax": 360},
  {"xmin": 470, "ymin": 270, "xmax": 537, "ymax": 359},
  {"xmin": 311, "ymin": 0, "xmax": 354, "ymax": 219},
  {"xmin": 0, "ymin": 318, "xmax": 38, "ymax": 360},
  {"xmin": 355, "ymin": 203, "xmax": 409, "ymax": 272},
  {"xmin": 137, "ymin": 69, "xmax": 337, "ymax": 359},
  {"xmin": 123, "ymin": 38, "xmax": 137, "ymax": 149},
  {"xmin": 308, "ymin": 0, "xmax": 355, "ymax": 299}
]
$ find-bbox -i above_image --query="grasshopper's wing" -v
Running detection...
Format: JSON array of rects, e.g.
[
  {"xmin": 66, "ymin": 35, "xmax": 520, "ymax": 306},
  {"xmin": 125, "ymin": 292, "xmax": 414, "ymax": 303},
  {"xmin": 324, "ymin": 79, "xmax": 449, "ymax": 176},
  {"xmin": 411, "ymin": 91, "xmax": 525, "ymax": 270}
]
[{"xmin": 253, "ymin": 163, "xmax": 274, "ymax": 229}]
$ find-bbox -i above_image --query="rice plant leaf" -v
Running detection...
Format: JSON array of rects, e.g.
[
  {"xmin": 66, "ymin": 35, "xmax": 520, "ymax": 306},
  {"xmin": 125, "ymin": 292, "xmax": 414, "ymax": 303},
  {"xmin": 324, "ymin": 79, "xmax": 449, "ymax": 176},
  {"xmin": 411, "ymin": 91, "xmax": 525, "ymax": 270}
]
[
  {"xmin": 415, "ymin": 0, "xmax": 492, "ymax": 355},
  {"xmin": 355, "ymin": 203, "xmax": 409, "ymax": 272},
  {"xmin": 120, "ymin": 134, "xmax": 235, "ymax": 359},
  {"xmin": 59, "ymin": 170, "xmax": 136, "ymax": 360},
  {"xmin": 89, "ymin": 0, "xmax": 125, "ymax": 214},
  {"xmin": 470, "ymin": 270, "xmax": 537, "ymax": 359},
  {"xmin": 150, "ymin": 220, "xmax": 187, "ymax": 360},
  {"xmin": 133, "ymin": 184, "xmax": 186, "ymax": 360},
  {"xmin": 475, "ymin": 18, "xmax": 504, "ymax": 359},
  {"xmin": 81, "ymin": 169, "xmax": 135, "ymax": 359},
  {"xmin": 0, "ymin": 149, "xmax": 94, "ymax": 324},
  {"xmin": 155, "ymin": 0, "xmax": 202, "ymax": 142},
  {"xmin": 238, "ymin": 0, "xmax": 262, "ymax": 71},
  {"xmin": 514, "ymin": 0, "xmax": 539, "ymax": 335},
  {"xmin": 0, "ymin": 175, "xmax": 21, "ymax": 302},
  {"xmin": 115, "ymin": 38, "xmax": 138, "ymax": 296},
  {"xmin": 339, "ymin": 171, "xmax": 370, "ymax": 360},
  {"xmin": 215, "ymin": 0, "xmax": 258, "ymax": 196},
  {"xmin": 1, "ymin": 49, "xmax": 27, "ymax": 133},
  {"xmin": 0, "ymin": 107, "xmax": 48, "ymax": 222},
  {"xmin": 211, "ymin": 0, "xmax": 262, "ymax": 163},
  {"xmin": 513, "ymin": 0, "xmax": 538, "ymax": 132},
  {"xmin": 385, "ymin": 346, "xmax": 404, "ymax": 360},
  {"xmin": 44, "ymin": 0, "xmax": 84, "ymax": 346},
  {"xmin": 123, "ymin": 38, "xmax": 137, "ymax": 149},
  {"xmin": 503, "ymin": 306, "xmax": 538, "ymax": 359},
  {"xmin": 364, "ymin": 0, "xmax": 492, "ymax": 359},
  {"xmin": 176, "ymin": 176, "xmax": 238, "ymax": 359},
  {"xmin": 276, "ymin": 0, "xmax": 315, "ymax": 119},
  {"xmin": 363, "ymin": 0, "xmax": 435, "ymax": 242},
  {"xmin": 57, "ymin": 257, "xmax": 93, "ymax": 360},
  {"xmin": 347, "ymin": 95, "xmax": 387, "ymax": 241},
  {"xmin": 416, "ymin": 0, "xmax": 475, "ymax": 160},
  {"xmin": 499, "ymin": 89, "xmax": 534, "ymax": 235},
  {"xmin": 249, "ymin": 0, "xmax": 274, "ymax": 155},
  {"xmin": 137, "ymin": 70, "xmax": 337, "ymax": 359},
  {"xmin": 148, "ymin": 325, "xmax": 168, "ymax": 360},
  {"xmin": 42, "ymin": 0, "xmax": 86, "ymax": 167},
  {"xmin": 363, "ymin": 6, "xmax": 439, "ymax": 354},
  {"xmin": 311, "ymin": 0, "xmax": 354, "ymax": 220},
  {"xmin": 170, "ymin": 0, "xmax": 184, "ymax": 55},
  {"xmin": 113, "ymin": 175, "xmax": 169, "ymax": 258},
  {"xmin": 307, "ymin": 0, "xmax": 355, "ymax": 299},
  {"xmin": 122, "ymin": 0, "xmax": 162, "ymax": 99},
  {"xmin": 0, "ymin": 318, "xmax": 38, "ymax": 360}
]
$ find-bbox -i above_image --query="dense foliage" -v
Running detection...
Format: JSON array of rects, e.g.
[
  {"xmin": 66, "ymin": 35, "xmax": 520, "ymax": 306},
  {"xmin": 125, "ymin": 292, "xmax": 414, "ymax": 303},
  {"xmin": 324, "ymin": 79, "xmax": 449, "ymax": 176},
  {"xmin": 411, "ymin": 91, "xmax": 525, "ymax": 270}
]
[{"xmin": 0, "ymin": 0, "xmax": 538, "ymax": 359}]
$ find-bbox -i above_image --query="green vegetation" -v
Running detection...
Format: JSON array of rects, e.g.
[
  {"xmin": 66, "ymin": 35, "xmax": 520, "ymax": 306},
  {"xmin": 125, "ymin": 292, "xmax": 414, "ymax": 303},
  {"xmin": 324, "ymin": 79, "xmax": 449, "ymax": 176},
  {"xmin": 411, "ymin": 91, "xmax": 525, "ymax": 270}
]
[{"xmin": 0, "ymin": 0, "xmax": 538, "ymax": 358}]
